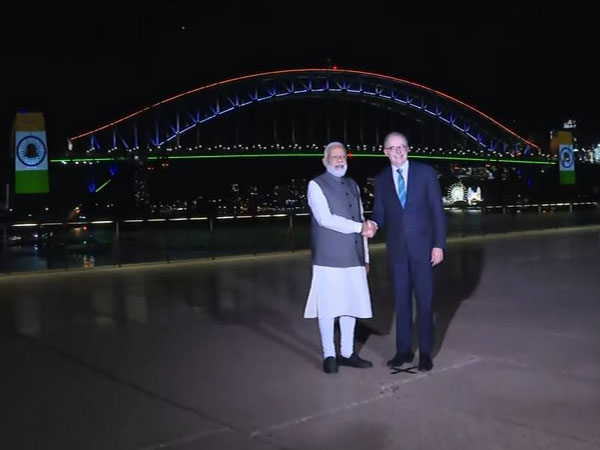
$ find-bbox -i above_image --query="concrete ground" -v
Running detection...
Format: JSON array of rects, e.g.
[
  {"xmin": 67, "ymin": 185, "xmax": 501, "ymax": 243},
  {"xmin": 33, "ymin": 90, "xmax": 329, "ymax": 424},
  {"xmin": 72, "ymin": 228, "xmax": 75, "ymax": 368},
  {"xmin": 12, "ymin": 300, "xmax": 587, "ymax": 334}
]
[{"xmin": 1, "ymin": 226, "xmax": 599, "ymax": 450}]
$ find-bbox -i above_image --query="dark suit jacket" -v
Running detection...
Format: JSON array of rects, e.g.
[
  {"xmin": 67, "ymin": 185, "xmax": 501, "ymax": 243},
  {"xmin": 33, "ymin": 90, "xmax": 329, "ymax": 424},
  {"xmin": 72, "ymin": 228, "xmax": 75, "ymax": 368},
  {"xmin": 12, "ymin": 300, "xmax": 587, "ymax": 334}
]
[{"xmin": 371, "ymin": 161, "xmax": 446, "ymax": 264}]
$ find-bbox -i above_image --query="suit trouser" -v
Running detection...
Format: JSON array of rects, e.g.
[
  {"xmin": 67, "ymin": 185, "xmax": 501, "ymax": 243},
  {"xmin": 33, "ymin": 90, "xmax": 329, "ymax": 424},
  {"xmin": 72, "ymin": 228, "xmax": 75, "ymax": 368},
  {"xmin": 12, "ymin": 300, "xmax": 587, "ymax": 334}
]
[{"xmin": 390, "ymin": 256, "xmax": 434, "ymax": 356}]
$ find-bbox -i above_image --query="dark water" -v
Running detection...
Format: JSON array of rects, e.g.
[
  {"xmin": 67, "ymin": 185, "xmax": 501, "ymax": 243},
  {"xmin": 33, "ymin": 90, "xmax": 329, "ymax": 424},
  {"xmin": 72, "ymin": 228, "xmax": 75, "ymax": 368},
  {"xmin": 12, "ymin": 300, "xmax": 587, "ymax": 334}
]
[{"xmin": 2, "ymin": 207, "xmax": 599, "ymax": 274}]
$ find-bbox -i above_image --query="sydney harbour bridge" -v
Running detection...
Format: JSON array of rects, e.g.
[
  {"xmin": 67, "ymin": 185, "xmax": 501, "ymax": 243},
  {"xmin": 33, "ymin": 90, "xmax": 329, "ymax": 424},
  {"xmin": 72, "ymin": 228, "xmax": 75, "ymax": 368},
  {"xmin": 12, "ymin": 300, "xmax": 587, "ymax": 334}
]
[{"xmin": 64, "ymin": 68, "xmax": 544, "ymax": 161}]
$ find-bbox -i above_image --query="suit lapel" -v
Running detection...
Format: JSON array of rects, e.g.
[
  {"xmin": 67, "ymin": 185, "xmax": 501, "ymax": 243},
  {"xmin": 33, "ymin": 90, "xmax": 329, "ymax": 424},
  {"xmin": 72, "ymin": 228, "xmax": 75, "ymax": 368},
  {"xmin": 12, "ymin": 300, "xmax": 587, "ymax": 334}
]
[{"xmin": 406, "ymin": 163, "xmax": 416, "ymax": 208}]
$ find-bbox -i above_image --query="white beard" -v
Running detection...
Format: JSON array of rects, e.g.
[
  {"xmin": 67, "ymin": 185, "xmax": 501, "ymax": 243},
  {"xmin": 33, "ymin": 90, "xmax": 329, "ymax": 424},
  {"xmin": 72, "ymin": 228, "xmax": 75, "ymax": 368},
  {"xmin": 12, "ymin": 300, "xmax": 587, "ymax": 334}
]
[{"xmin": 326, "ymin": 164, "xmax": 347, "ymax": 178}]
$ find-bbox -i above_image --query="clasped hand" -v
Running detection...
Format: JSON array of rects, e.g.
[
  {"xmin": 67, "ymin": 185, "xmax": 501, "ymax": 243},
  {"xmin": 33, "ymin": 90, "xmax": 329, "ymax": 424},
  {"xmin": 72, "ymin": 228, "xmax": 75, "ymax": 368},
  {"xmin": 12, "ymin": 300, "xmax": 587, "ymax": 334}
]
[{"xmin": 361, "ymin": 220, "xmax": 377, "ymax": 238}]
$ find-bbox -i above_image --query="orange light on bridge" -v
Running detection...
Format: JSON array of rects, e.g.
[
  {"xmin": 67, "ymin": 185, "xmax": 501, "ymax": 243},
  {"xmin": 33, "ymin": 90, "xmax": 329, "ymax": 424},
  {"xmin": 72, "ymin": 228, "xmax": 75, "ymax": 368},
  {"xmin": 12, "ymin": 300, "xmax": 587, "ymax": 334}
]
[{"xmin": 69, "ymin": 68, "xmax": 540, "ymax": 151}]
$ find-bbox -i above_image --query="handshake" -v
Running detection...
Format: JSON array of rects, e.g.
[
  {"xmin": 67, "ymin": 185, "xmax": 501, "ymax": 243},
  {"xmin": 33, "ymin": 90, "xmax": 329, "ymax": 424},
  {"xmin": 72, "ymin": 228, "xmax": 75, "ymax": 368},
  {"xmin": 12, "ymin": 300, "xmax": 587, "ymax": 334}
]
[{"xmin": 361, "ymin": 220, "xmax": 377, "ymax": 239}]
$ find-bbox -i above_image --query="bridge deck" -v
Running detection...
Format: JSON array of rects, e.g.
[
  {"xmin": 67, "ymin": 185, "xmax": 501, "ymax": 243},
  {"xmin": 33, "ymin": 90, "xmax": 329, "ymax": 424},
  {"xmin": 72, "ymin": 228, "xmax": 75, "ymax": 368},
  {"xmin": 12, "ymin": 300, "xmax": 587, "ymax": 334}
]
[{"xmin": 1, "ymin": 227, "xmax": 599, "ymax": 449}]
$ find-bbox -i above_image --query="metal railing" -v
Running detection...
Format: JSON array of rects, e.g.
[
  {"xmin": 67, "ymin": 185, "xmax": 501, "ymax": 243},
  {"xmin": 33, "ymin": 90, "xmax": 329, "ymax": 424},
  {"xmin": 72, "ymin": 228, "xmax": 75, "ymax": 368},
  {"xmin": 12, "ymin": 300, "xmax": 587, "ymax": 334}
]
[{"xmin": 1, "ymin": 202, "xmax": 599, "ymax": 274}]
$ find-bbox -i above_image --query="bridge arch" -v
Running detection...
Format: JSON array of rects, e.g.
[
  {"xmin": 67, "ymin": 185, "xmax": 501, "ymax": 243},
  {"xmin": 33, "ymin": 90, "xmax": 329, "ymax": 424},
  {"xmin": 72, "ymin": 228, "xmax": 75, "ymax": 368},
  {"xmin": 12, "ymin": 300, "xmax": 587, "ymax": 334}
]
[{"xmin": 70, "ymin": 68, "xmax": 540, "ymax": 156}]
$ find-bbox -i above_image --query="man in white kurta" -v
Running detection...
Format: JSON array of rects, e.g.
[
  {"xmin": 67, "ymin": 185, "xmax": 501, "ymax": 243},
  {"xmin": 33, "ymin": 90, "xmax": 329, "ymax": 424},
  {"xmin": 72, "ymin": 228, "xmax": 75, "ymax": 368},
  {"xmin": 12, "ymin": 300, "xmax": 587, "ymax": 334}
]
[{"xmin": 304, "ymin": 142, "xmax": 374, "ymax": 374}]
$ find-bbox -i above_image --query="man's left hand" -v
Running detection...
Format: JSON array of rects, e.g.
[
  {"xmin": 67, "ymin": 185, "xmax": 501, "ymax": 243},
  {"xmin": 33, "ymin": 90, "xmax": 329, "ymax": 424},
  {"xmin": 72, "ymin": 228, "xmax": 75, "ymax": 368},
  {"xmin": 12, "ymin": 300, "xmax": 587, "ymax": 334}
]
[{"xmin": 431, "ymin": 247, "xmax": 444, "ymax": 266}]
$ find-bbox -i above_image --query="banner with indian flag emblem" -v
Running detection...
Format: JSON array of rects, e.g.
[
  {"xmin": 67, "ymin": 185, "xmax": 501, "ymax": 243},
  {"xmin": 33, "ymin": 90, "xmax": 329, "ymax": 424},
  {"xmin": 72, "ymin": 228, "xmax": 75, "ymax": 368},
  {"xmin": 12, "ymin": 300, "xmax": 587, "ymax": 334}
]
[
  {"xmin": 13, "ymin": 112, "xmax": 50, "ymax": 194},
  {"xmin": 557, "ymin": 130, "xmax": 576, "ymax": 185}
]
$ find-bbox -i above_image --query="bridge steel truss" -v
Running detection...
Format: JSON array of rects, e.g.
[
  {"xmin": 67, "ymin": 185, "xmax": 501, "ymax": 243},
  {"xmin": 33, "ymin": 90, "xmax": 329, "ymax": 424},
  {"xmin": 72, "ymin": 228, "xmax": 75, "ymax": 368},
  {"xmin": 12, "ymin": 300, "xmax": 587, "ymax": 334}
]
[{"xmin": 69, "ymin": 69, "xmax": 540, "ymax": 157}]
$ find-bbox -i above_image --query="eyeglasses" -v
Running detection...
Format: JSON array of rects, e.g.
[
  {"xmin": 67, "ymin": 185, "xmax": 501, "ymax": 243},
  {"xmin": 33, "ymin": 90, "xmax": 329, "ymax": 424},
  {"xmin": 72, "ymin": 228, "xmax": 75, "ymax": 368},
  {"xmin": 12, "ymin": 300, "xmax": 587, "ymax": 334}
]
[
  {"xmin": 328, "ymin": 154, "xmax": 347, "ymax": 160},
  {"xmin": 385, "ymin": 145, "xmax": 409, "ymax": 153}
]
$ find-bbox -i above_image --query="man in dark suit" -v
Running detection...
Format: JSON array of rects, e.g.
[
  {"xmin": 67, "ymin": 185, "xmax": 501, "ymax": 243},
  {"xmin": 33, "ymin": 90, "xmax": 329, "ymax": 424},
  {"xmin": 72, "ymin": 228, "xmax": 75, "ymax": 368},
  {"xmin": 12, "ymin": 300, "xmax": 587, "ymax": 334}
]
[{"xmin": 366, "ymin": 132, "xmax": 446, "ymax": 371}]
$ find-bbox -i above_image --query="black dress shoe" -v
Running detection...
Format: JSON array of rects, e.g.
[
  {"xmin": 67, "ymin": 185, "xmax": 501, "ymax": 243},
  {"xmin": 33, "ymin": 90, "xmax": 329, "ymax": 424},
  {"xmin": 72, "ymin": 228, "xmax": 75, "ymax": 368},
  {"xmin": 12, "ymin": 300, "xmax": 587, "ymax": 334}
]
[
  {"xmin": 387, "ymin": 352, "xmax": 415, "ymax": 367},
  {"xmin": 337, "ymin": 353, "xmax": 373, "ymax": 368},
  {"xmin": 418, "ymin": 355, "xmax": 433, "ymax": 372},
  {"xmin": 323, "ymin": 356, "xmax": 338, "ymax": 374}
]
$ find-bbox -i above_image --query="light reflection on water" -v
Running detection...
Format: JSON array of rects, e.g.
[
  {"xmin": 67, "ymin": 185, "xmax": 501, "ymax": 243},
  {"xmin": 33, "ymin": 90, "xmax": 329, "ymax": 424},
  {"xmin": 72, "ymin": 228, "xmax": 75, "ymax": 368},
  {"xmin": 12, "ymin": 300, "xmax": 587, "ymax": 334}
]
[{"xmin": 2, "ymin": 209, "xmax": 599, "ymax": 273}]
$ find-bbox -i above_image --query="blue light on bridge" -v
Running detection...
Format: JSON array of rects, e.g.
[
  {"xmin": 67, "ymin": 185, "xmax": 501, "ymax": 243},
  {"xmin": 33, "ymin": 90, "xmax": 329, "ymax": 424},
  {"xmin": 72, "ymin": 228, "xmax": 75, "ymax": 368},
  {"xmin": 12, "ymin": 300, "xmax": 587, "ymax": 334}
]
[{"xmin": 67, "ymin": 69, "xmax": 543, "ymax": 159}]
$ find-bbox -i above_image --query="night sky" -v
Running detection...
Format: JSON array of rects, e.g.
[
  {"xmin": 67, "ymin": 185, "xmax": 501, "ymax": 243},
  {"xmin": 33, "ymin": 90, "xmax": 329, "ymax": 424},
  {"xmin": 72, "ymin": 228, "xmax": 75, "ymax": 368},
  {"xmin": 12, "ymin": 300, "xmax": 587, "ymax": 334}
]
[{"xmin": 2, "ymin": 1, "xmax": 599, "ymax": 152}]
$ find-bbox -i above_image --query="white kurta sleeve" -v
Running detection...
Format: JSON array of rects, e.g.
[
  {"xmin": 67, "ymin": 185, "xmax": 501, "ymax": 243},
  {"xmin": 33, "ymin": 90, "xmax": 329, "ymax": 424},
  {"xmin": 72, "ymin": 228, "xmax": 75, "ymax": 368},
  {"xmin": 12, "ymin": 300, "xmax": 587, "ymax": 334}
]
[
  {"xmin": 308, "ymin": 180, "xmax": 363, "ymax": 234},
  {"xmin": 357, "ymin": 184, "xmax": 370, "ymax": 264}
]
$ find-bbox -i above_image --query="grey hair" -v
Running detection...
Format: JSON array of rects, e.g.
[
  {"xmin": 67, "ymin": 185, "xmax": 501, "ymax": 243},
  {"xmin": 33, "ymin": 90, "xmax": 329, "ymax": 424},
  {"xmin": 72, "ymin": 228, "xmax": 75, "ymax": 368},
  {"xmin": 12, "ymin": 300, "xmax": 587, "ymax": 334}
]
[
  {"xmin": 383, "ymin": 132, "xmax": 408, "ymax": 148},
  {"xmin": 323, "ymin": 141, "xmax": 347, "ymax": 159}
]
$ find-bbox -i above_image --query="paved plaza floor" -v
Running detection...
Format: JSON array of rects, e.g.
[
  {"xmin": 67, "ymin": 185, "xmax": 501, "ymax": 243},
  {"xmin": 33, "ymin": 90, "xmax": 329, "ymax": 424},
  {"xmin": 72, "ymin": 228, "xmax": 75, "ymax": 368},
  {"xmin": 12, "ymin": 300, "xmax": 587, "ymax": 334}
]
[{"xmin": 1, "ymin": 226, "xmax": 600, "ymax": 449}]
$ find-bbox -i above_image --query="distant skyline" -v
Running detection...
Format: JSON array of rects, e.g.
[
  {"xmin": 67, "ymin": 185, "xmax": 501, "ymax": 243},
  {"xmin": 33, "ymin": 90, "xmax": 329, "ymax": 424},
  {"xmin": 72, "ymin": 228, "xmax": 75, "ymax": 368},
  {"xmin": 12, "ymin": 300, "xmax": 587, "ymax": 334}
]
[{"xmin": 2, "ymin": 1, "xmax": 600, "ymax": 154}]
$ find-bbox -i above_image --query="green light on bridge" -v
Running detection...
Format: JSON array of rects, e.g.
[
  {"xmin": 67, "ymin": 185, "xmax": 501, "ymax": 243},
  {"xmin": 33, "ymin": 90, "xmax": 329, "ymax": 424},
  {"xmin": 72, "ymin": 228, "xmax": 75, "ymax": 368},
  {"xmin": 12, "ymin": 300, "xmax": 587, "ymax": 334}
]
[{"xmin": 50, "ymin": 153, "xmax": 556, "ymax": 165}]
